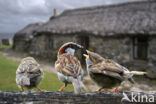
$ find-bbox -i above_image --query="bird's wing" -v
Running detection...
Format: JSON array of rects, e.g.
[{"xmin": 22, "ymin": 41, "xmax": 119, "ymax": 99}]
[
  {"xmin": 89, "ymin": 59, "xmax": 125, "ymax": 81},
  {"xmin": 17, "ymin": 57, "xmax": 43, "ymax": 77},
  {"xmin": 55, "ymin": 54, "xmax": 82, "ymax": 78},
  {"xmin": 89, "ymin": 65, "xmax": 124, "ymax": 81},
  {"xmin": 91, "ymin": 59, "xmax": 124, "ymax": 74},
  {"xmin": 86, "ymin": 50, "xmax": 129, "ymax": 72}
]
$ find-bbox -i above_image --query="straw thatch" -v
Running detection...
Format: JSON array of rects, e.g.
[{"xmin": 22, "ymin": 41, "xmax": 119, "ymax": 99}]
[
  {"xmin": 35, "ymin": 0, "xmax": 156, "ymax": 36},
  {"xmin": 14, "ymin": 22, "xmax": 43, "ymax": 41}
]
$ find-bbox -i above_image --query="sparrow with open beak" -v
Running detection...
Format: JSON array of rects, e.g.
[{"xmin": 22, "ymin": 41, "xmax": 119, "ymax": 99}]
[
  {"xmin": 55, "ymin": 42, "xmax": 86, "ymax": 94},
  {"xmin": 16, "ymin": 57, "xmax": 44, "ymax": 91},
  {"xmin": 83, "ymin": 50, "xmax": 147, "ymax": 92}
]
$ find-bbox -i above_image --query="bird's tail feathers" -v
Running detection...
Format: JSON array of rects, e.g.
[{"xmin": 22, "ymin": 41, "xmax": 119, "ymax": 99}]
[
  {"xmin": 20, "ymin": 77, "xmax": 30, "ymax": 86},
  {"xmin": 124, "ymin": 71, "xmax": 146, "ymax": 84},
  {"xmin": 124, "ymin": 71, "xmax": 147, "ymax": 76},
  {"xmin": 72, "ymin": 79, "xmax": 87, "ymax": 94}
]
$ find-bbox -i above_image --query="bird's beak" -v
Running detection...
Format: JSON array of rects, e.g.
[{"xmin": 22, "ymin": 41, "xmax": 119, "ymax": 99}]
[{"xmin": 83, "ymin": 54, "xmax": 89, "ymax": 59}]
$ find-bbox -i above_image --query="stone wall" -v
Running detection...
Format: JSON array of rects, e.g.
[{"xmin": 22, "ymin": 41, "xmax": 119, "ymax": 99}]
[
  {"xmin": 29, "ymin": 34, "xmax": 50, "ymax": 57},
  {"xmin": 13, "ymin": 35, "xmax": 30, "ymax": 52},
  {"xmin": 0, "ymin": 91, "xmax": 155, "ymax": 104},
  {"xmin": 28, "ymin": 34, "xmax": 79, "ymax": 61},
  {"xmin": 147, "ymin": 36, "xmax": 156, "ymax": 78},
  {"xmin": 89, "ymin": 36, "xmax": 136, "ymax": 70},
  {"xmin": 89, "ymin": 36, "xmax": 156, "ymax": 78},
  {"xmin": 89, "ymin": 36, "xmax": 132, "ymax": 63}
]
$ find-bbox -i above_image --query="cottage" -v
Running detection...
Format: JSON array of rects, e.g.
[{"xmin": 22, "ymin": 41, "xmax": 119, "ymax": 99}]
[
  {"xmin": 13, "ymin": 22, "xmax": 44, "ymax": 51},
  {"xmin": 13, "ymin": 0, "xmax": 156, "ymax": 78}
]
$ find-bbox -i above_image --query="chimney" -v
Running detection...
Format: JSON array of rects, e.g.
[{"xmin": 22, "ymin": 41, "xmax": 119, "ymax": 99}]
[{"xmin": 53, "ymin": 8, "xmax": 58, "ymax": 17}]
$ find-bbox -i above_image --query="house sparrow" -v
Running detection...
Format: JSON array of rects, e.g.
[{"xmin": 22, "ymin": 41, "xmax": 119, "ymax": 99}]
[
  {"xmin": 55, "ymin": 42, "xmax": 86, "ymax": 94},
  {"xmin": 16, "ymin": 57, "xmax": 44, "ymax": 91},
  {"xmin": 83, "ymin": 50, "xmax": 147, "ymax": 92}
]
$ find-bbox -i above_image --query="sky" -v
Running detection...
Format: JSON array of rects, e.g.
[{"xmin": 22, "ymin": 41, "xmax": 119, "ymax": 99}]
[{"xmin": 0, "ymin": 0, "xmax": 138, "ymax": 33}]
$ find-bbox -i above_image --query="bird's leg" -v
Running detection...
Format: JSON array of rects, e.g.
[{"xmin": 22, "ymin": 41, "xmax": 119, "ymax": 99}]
[
  {"xmin": 21, "ymin": 87, "xmax": 24, "ymax": 91},
  {"xmin": 59, "ymin": 83, "xmax": 67, "ymax": 92},
  {"xmin": 36, "ymin": 87, "xmax": 46, "ymax": 92},
  {"xmin": 94, "ymin": 87, "xmax": 104, "ymax": 92},
  {"xmin": 114, "ymin": 87, "xmax": 120, "ymax": 92},
  {"xmin": 107, "ymin": 87, "xmax": 120, "ymax": 92},
  {"xmin": 36, "ymin": 87, "xmax": 41, "ymax": 91}
]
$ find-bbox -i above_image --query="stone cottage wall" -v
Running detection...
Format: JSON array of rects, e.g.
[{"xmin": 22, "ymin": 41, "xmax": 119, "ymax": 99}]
[
  {"xmin": 89, "ymin": 36, "xmax": 133, "ymax": 64},
  {"xmin": 149, "ymin": 36, "xmax": 156, "ymax": 64},
  {"xmin": 147, "ymin": 36, "xmax": 156, "ymax": 78},
  {"xmin": 28, "ymin": 34, "xmax": 78, "ymax": 61},
  {"xmin": 13, "ymin": 35, "xmax": 30, "ymax": 52},
  {"xmin": 89, "ymin": 36, "xmax": 156, "ymax": 78},
  {"xmin": 29, "ymin": 34, "xmax": 50, "ymax": 57}
]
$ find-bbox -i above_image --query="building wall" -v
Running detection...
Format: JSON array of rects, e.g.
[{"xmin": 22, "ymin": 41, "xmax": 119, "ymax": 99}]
[
  {"xmin": 13, "ymin": 35, "xmax": 30, "ymax": 52},
  {"xmin": 28, "ymin": 34, "xmax": 78, "ymax": 61},
  {"xmin": 149, "ymin": 37, "xmax": 156, "ymax": 64},
  {"xmin": 89, "ymin": 36, "xmax": 133, "ymax": 64},
  {"xmin": 29, "ymin": 34, "xmax": 49, "ymax": 57},
  {"xmin": 89, "ymin": 36, "xmax": 156, "ymax": 75},
  {"xmin": 147, "ymin": 36, "xmax": 156, "ymax": 78},
  {"xmin": 13, "ymin": 34, "xmax": 156, "ymax": 78}
]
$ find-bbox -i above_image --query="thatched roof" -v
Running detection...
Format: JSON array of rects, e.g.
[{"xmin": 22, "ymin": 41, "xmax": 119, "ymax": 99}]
[
  {"xmin": 36, "ymin": 0, "xmax": 156, "ymax": 36},
  {"xmin": 16, "ymin": 22, "xmax": 43, "ymax": 36},
  {"xmin": 14, "ymin": 22, "xmax": 43, "ymax": 40}
]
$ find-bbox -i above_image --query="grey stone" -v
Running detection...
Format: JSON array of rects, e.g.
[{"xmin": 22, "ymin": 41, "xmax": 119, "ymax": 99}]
[{"xmin": 0, "ymin": 91, "xmax": 156, "ymax": 104}]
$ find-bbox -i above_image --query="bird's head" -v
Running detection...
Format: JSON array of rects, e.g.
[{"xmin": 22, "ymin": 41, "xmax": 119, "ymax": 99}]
[
  {"xmin": 58, "ymin": 42, "xmax": 83, "ymax": 55},
  {"xmin": 83, "ymin": 50, "xmax": 104, "ymax": 66}
]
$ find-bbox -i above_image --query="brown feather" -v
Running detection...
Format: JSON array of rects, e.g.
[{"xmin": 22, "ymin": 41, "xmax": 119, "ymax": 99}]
[{"xmin": 55, "ymin": 53, "xmax": 82, "ymax": 77}]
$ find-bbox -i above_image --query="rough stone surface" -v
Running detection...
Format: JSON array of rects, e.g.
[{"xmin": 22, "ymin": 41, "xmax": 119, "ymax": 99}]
[{"xmin": 0, "ymin": 91, "xmax": 156, "ymax": 104}]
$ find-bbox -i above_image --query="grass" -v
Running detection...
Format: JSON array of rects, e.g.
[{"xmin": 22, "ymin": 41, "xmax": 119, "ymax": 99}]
[
  {"xmin": 0, "ymin": 52, "xmax": 73, "ymax": 91},
  {"xmin": 0, "ymin": 44, "xmax": 12, "ymax": 51}
]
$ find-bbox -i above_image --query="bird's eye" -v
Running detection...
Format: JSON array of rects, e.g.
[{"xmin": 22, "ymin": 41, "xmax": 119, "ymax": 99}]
[{"xmin": 69, "ymin": 44, "xmax": 72, "ymax": 48}]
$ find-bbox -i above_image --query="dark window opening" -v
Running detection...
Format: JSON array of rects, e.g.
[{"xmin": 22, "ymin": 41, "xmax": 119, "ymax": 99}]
[
  {"xmin": 79, "ymin": 36, "xmax": 89, "ymax": 49},
  {"xmin": 133, "ymin": 36, "xmax": 148, "ymax": 60},
  {"xmin": 48, "ymin": 36, "xmax": 53, "ymax": 49},
  {"xmin": 78, "ymin": 36, "xmax": 89, "ymax": 63}
]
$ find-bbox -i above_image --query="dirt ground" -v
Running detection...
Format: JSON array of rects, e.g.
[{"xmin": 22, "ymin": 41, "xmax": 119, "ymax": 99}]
[{"xmin": 1, "ymin": 48, "xmax": 156, "ymax": 92}]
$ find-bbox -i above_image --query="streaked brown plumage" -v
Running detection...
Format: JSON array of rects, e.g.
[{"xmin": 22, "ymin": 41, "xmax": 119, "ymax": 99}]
[
  {"xmin": 55, "ymin": 54, "xmax": 82, "ymax": 77},
  {"xmin": 84, "ymin": 50, "xmax": 147, "ymax": 92},
  {"xmin": 55, "ymin": 42, "xmax": 86, "ymax": 94},
  {"xmin": 16, "ymin": 57, "xmax": 43, "ymax": 91}
]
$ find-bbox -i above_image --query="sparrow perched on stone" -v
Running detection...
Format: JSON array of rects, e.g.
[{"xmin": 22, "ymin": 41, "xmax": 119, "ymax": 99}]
[
  {"xmin": 16, "ymin": 57, "xmax": 44, "ymax": 91},
  {"xmin": 83, "ymin": 50, "xmax": 147, "ymax": 92},
  {"xmin": 55, "ymin": 42, "xmax": 86, "ymax": 94}
]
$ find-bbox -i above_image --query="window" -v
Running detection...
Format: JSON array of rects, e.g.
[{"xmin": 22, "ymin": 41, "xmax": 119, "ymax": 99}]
[
  {"xmin": 78, "ymin": 36, "xmax": 89, "ymax": 62},
  {"xmin": 133, "ymin": 36, "xmax": 148, "ymax": 60},
  {"xmin": 48, "ymin": 36, "xmax": 53, "ymax": 49},
  {"xmin": 79, "ymin": 36, "xmax": 89, "ymax": 49}
]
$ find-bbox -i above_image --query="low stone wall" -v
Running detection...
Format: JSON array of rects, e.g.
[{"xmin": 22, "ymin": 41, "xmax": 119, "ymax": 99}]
[{"xmin": 0, "ymin": 91, "xmax": 155, "ymax": 104}]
